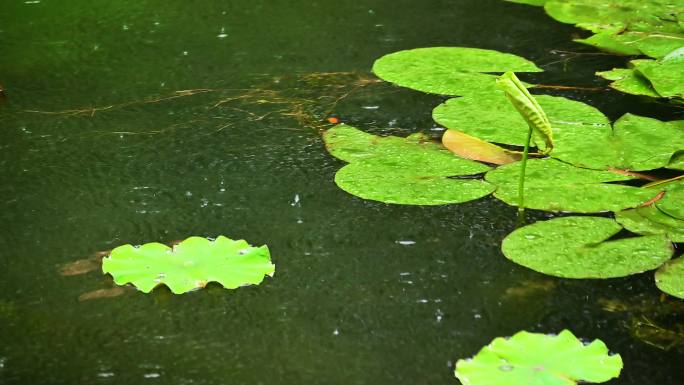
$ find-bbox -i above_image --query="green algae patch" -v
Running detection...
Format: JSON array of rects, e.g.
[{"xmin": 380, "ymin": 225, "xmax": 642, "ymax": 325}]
[
  {"xmin": 455, "ymin": 330, "xmax": 623, "ymax": 385},
  {"xmin": 102, "ymin": 236, "xmax": 275, "ymax": 294},
  {"xmin": 501, "ymin": 216, "xmax": 673, "ymax": 279},
  {"xmin": 372, "ymin": 47, "xmax": 541, "ymax": 96}
]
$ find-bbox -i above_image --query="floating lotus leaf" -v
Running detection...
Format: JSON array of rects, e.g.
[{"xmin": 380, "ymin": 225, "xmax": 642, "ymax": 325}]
[
  {"xmin": 441, "ymin": 129, "xmax": 520, "ymax": 165},
  {"xmin": 324, "ymin": 124, "xmax": 494, "ymax": 205},
  {"xmin": 551, "ymin": 113, "xmax": 684, "ymax": 171},
  {"xmin": 656, "ymin": 257, "xmax": 684, "ymax": 299},
  {"xmin": 485, "ymin": 158, "xmax": 660, "ymax": 213},
  {"xmin": 657, "ymin": 181, "xmax": 684, "ymax": 220},
  {"xmin": 433, "ymin": 92, "xmax": 610, "ymax": 148},
  {"xmin": 455, "ymin": 330, "xmax": 623, "ymax": 385},
  {"xmin": 597, "ymin": 67, "xmax": 661, "ymax": 98},
  {"xmin": 669, "ymin": 152, "xmax": 684, "ymax": 170},
  {"xmin": 102, "ymin": 236, "xmax": 275, "ymax": 294},
  {"xmin": 335, "ymin": 159, "xmax": 495, "ymax": 205},
  {"xmin": 323, "ymin": 123, "xmax": 431, "ymax": 163},
  {"xmin": 372, "ymin": 47, "xmax": 541, "ymax": 96},
  {"xmin": 543, "ymin": 0, "xmax": 684, "ymax": 33},
  {"xmin": 501, "ymin": 216, "xmax": 673, "ymax": 278},
  {"xmin": 633, "ymin": 55, "xmax": 684, "ymax": 98},
  {"xmin": 577, "ymin": 31, "xmax": 684, "ymax": 58},
  {"xmin": 615, "ymin": 205, "xmax": 684, "ymax": 242}
]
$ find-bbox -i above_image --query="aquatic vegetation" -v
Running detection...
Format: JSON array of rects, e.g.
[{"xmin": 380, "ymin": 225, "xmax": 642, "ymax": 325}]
[
  {"xmin": 454, "ymin": 330, "xmax": 623, "ymax": 385},
  {"xmin": 102, "ymin": 236, "xmax": 275, "ymax": 294},
  {"xmin": 629, "ymin": 316, "xmax": 684, "ymax": 351},
  {"xmin": 505, "ymin": 0, "xmax": 684, "ymax": 102},
  {"xmin": 616, "ymin": 205, "xmax": 684, "ymax": 242},
  {"xmin": 372, "ymin": 47, "xmax": 541, "ymax": 96},
  {"xmin": 656, "ymin": 257, "xmax": 684, "ymax": 299},
  {"xmin": 441, "ymin": 129, "xmax": 520, "ymax": 165},
  {"xmin": 501, "ymin": 216, "xmax": 673, "ymax": 278},
  {"xmin": 433, "ymin": 90, "xmax": 609, "ymax": 150},
  {"xmin": 485, "ymin": 158, "xmax": 660, "ymax": 213},
  {"xmin": 496, "ymin": 71, "xmax": 554, "ymax": 213},
  {"xmin": 325, "ymin": 125, "xmax": 495, "ymax": 205}
]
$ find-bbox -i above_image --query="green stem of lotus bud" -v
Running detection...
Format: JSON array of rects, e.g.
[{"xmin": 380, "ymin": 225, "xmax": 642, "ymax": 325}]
[{"xmin": 518, "ymin": 125, "xmax": 533, "ymax": 216}]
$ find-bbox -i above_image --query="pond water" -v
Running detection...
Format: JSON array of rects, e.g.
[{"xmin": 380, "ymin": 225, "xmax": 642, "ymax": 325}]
[{"xmin": 1, "ymin": 0, "xmax": 682, "ymax": 384}]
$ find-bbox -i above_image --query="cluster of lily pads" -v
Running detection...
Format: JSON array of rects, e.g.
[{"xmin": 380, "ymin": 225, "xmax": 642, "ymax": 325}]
[
  {"xmin": 506, "ymin": 0, "xmax": 684, "ymax": 102},
  {"xmin": 324, "ymin": 46, "xmax": 684, "ymax": 300},
  {"xmin": 320, "ymin": 44, "xmax": 684, "ymax": 384}
]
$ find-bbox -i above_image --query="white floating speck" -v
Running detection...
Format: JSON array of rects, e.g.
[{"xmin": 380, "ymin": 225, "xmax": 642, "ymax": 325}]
[
  {"xmin": 396, "ymin": 240, "xmax": 415, "ymax": 246},
  {"xmin": 143, "ymin": 373, "xmax": 160, "ymax": 379},
  {"xmin": 332, "ymin": 329, "xmax": 340, "ymax": 336}
]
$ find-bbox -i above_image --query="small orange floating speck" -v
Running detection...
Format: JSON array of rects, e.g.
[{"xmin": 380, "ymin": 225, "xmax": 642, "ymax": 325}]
[{"xmin": 327, "ymin": 117, "xmax": 339, "ymax": 124}]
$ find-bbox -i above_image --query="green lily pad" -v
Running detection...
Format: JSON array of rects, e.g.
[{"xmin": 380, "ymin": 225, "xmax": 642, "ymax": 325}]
[
  {"xmin": 669, "ymin": 151, "xmax": 684, "ymax": 170},
  {"xmin": 543, "ymin": 0, "xmax": 684, "ymax": 33},
  {"xmin": 432, "ymin": 92, "xmax": 610, "ymax": 148},
  {"xmin": 324, "ymin": 124, "xmax": 494, "ymax": 205},
  {"xmin": 658, "ymin": 181, "xmax": 684, "ymax": 220},
  {"xmin": 551, "ymin": 113, "xmax": 684, "ymax": 171},
  {"xmin": 576, "ymin": 33, "xmax": 643, "ymax": 56},
  {"xmin": 615, "ymin": 205, "xmax": 684, "ymax": 242},
  {"xmin": 335, "ymin": 158, "xmax": 495, "ymax": 205},
  {"xmin": 656, "ymin": 257, "xmax": 684, "ymax": 299},
  {"xmin": 578, "ymin": 31, "xmax": 684, "ymax": 58},
  {"xmin": 485, "ymin": 158, "xmax": 660, "ymax": 212},
  {"xmin": 633, "ymin": 55, "xmax": 684, "ymax": 98},
  {"xmin": 372, "ymin": 47, "xmax": 541, "ymax": 96},
  {"xmin": 323, "ymin": 123, "xmax": 431, "ymax": 163},
  {"xmin": 102, "ymin": 236, "xmax": 275, "ymax": 294},
  {"xmin": 501, "ymin": 216, "xmax": 673, "ymax": 278},
  {"xmin": 597, "ymin": 67, "xmax": 661, "ymax": 98},
  {"xmin": 455, "ymin": 330, "xmax": 623, "ymax": 385}
]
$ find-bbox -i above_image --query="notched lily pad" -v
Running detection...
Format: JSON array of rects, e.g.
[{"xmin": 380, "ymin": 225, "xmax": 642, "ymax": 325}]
[
  {"xmin": 656, "ymin": 257, "xmax": 684, "ymax": 299},
  {"xmin": 433, "ymin": 92, "xmax": 610, "ymax": 149},
  {"xmin": 597, "ymin": 67, "xmax": 661, "ymax": 98},
  {"xmin": 372, "ymin": 47, "xmax": 541, "ymax": 96},
  {"xmin": 616, "ymin": 205, "xmax": 684, "ymax": 243},
  {"xmin": 102, "ymin": 236, "xmax": 275, "ymax": 294},
  {"xmin": 485, "ymin": 158, "xmax": 660, "ymax": 213},
  {"xmin": 551, "ymin": 113, "xmax": 684, "ymax": 171},
  {"xmin": 501, "ymin": 216, "xmax": 673, "ymax": 278},
  {"xmin": 455, "ymin": 330, "xmax": 623, "ymax": 385},
  {"xmin": 324, "ymin": 124, "xmax": 495, "ymax": 205}
]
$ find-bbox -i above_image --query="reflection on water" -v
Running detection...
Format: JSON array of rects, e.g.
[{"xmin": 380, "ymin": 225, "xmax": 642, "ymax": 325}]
[{"xmin": 0, "ymin": 0, "xmax": 683, "ymax": 384}]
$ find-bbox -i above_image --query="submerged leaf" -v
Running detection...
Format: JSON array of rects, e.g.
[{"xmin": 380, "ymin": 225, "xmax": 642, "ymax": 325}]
[
  {"xmin": 656, "ymin": 257, "xmax": 684, "ymax": 299},
  {"xmin": 502, "ymin": 216, "xmax": 673, "ymax": 278},
  {"xmin": 441, "ymin": 129, "xmax": 520, "ymax": 165},
  {"xmin": 372, "ymin": 47, "xmax": 541, "ymax": 96},
  {"xmin": 432, "ymin": 92, "xmax": 610, "ymax": 148},
  {"xmin": 324, "ymin": 124, "xmax": 494, "ymax": 205},
  {"xmin": 455, "ymin": 330, "xmax": 623, "ymax": 385},
  {"xmin": 485, "ymin": 158, "xmax": 660, "ymax": 213},
  {"xmin": 102, "ymin": 236, "xmax": 275, "ymax": 294}
]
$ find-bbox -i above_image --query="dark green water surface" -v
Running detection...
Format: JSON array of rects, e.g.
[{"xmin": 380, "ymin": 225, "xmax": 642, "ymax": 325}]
[{"xmin": 1, "ymin": 1, "xmax": 683, "ymax": 384}]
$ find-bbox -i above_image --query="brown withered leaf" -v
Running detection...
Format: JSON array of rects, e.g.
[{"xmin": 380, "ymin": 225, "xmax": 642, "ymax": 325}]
[
  {"xmin": 442, "ymin": 129, "xmax": 520, "ymax": 165},
  {"xmin": 78, "ymin": 287, "xmax": 126, "ymax": 301}
]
